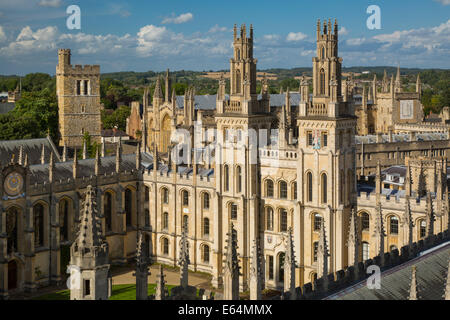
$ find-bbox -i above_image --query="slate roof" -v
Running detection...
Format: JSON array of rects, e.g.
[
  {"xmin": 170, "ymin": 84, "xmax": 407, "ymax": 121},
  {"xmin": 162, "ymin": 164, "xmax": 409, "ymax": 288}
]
[
  {"xmin": 327, "ymin": 242, "xmax": 450, "ymax": 300},
  {"xmin": 28, "ymin": 152, "xmax": 153, "ymax": 185},
  {"xmin": 172, "ymin": 93, "xmax": 303, "ymax": 111},
  {"xmin": 0, "ymin": 137, "xmax": 61, "ymax": 168},
  {"xmin": 356, "ymin": 133, "xmax": 449, "ymax": 144}
]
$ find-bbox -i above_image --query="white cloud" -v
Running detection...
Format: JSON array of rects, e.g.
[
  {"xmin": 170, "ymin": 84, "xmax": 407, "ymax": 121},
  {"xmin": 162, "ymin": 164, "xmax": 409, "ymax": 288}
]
[
  {"xmin": 346, "ymin": 37, "xmax": 366, "ymax": 46},
  {"xmin": 0, "ymin": 26, "xmax": 7, "ymax": 43},
  {"xmin": 339, "ymin": 27, "xmax": 349, "ymax": 36},
  {"xmin": 38, "ymin": 0, "xmax": 62, "ymax": 7},
  {"xmin": 434, "ymin": 0, "xmax": 450, "ymax": 5},
  {"xmin": 209, "ymin": 25, "xmax": 228, "ymax": 33},
  {"xmin": 162, "ymin": 13, "xmax": 193, "ymax": 24},
  {"xmin": 286, "ymin": 32, "xmax": 307, "ymax": 42}
]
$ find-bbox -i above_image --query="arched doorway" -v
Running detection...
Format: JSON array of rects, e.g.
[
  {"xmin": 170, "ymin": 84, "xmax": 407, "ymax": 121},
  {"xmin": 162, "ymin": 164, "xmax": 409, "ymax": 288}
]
[{"xmin": 8, "ymin": 260, "xmax": 17, "ymax": 290}]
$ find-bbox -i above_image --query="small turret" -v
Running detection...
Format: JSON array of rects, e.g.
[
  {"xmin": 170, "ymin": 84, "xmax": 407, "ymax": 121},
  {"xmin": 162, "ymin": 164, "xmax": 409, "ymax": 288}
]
[
  {"xmin": 49, "ymin": 152, "xmax": 54, "ymax": 183},
  {"xmin": 41, "ymin": 144, "xmax": 45, "ymax": 164},
  {"xmin": 115, "ymin": 138, "xmax": 122, "ymax": 173},
  {"xmin": 82, "ymin": 139, "xmax": 87, "ymax": 160},
  {"xmin": 95, "ymin": 145, "xmax": 101, "ymax": 176},
  {"xmin": 73, "ymin": 149, "xmax": 78, "ymax": 179},
  {"xmin": 62, "ymin": 144, "xmax": 67, "ymax": 162},
  {"xmin": 18, "ymin": 145, "xmax": 23, "ymax": 165},
  {"xmin": 408, "ymin": 266, "xmax": 419, "ymax": 300}
]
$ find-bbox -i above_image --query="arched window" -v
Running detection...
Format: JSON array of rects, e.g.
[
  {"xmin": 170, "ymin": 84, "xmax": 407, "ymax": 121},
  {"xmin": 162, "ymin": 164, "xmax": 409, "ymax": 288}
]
[
  {"xmin": 266, "ymin": 207, "xmax": 274, "ymax": 231},
  {"xmin": 6, "ymin": 207, "xmax": 18, "ymax": 254},
  {"xmin": 203, "ymin": 218, "xmax": 210, "ymax": 236},
  {"xmin": 389, "ymin": 216, "xmax": 399, "ymax": 235},
  {"xmin": 162, "ymin": 188, "xmax": 169, "ymax": 204},
  {"xmin": 321, "ymin": 173, "xmax": 328, "ymax": 204},
  {"xmin": 307, "ymin": 172, "xmax": 313, "ymax": 202},
  {"xmin": 203, "ymin": 245, "xmax": 210, "ymax": 263},
  {"xmin": 182, "ymin": 190, "xmax": 189, "ymax": 206},
  {"xmin": 361, "ymin": 212, "xmax": 370, "ymax": 231},
  {"xmin": 145, "ymin": 209, "xmax": 150, "ymax": 227},
  {"xmin": 292, "ymin": 182, "xmax": 297, "ymax": 200},
  {"xmin": 183, "ymin": 215, "xmax": 189, "ymax": 233},
  {"xmin": 419, "ymin": 220, "xmax": 426, "ymax": 239},
  {"xmin": 145, "ymin": 186, "xmax": 150, "ymax": 204},
  {"xmin": 313, "ymin": 213, "xmax": 322, "ymax": 231},
  {"xmin": 34, "ymin": 203, "xmax": 44, "ymax": 247},
  {"xmin": 278, "ymin": 253, "xmax": 285, "ymax": 282},
  {"xmin": 162, "ymin": 238, "xmax": 169, "ymax": 255},
  {"xmin": 125, "ymin": 189, "xmax": 133, "ymax": 227},
  {"xmin": 163, "ymin": 212, "xmax": 169, "ymax": 230},
  {"xmin": 313, "ymin": 241, "xmax": 319, "ymax": 262},
  {"xmin": 279, "ymin": 209, "xmax": 288, "ymax": 232},
  {"xmin": 236, "ymin": 166, "xmax": 242, "ymax": 193},
  {"xmin": 230, "ymin": 203, "xmax": 238, "ymax": 220},
  {"xmin": 362, "ymin": 242, "xmax": 369, "ymax": 261},
  {"xmin": 319, "ymin": 69, "xmax": 325, "ymax": 95},
  {"xmin": 321, "ymin": 46, "xmax": 325, "ymax": 59},
  {"xmin": 203, "ymin": 193, "xmax": 210, "ymax": 210},
  {"xmin": 236, "ymin": 70, "xmax": 241, "ymax": 94},
  {"xmin": 279, "ymin": 181, "xmax": 288, "ymax": 199},
  {"xmin": 59, "ymin": 199, "xmax": 69, "ymax": 242},
  {"xmin": 104, "ymin": 192, "xmax": 113, "ymax": 232},
  {"xmin": 266, "ymin": 179, "xmax": 274, "ymax": 198},
  {"xmin": 224, "ymin": 165, "xmax": 230, "ymax": 191}
]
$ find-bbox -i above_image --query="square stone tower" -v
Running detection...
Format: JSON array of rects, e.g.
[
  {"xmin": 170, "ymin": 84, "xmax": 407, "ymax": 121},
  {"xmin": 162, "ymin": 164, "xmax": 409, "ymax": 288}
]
[{"xmin": 56, "ymin": 49, "xmax": 102, "ymax": 147}]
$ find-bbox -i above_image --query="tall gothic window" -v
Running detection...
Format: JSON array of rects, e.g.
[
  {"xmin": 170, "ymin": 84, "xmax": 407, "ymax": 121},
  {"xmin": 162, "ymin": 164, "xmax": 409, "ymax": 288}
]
[
  {"xmin": 59, "ymin": 199, "xmax": 69, "ymax": 242},
  {"xmin": 163, "ymin": 212, "xmax": 169, "ymax": 230},
  {"xmin": 236, "ymin": 70, "xmax": 241, "ymax": 94},
  {"xmin": 268, "ymin": 255, "xmax": 274, "ymax": 280},
  {"xmin": 224, "ymin": 165, "xmax": 230, "ymax": 191},
  {"xmin": 182, "ymin": 190, "xmax": 189, "ymax": 206},
  {"xmin": 419, "ymin": 220, "xmax": 426, "ymax": 238},
  {"xmin": 144, "ymin": 209, "xmax": 150, "ymax": 227},
  {"xmin": 279, "ymin": 209, "xmax": 288, "ymax": 232},
  {"xmin": 313, "ymin": 213, "xmax": 322, "ymax": 231},
  {"xmin": 104, "ymin": 192, "xmax": 113, "ymax": 232},
  {"xmin": 362, "ymin": 242, "xmax": 369, "ymax": 261},
  {"xmin": 321, "ymin": 173, "xmax": 328, "ymax": 204},
  {"xmin": 266, "ymin": 179, "xmax": 274, "ymax": 198},
  {"xmin": 266, "ymin": 207, "xmax": 274, "ymax": 231},
  {"xmin": 361, "ymin": 212, "xmax": 370, "ymax": 231},
  {"xmin": 162, "ymin": 238, "xmax": 169, "ymax": 255},
  {"xmin": 203, "ymin": 193, "xmax": 210, "ymax": 210},
  {"xmin": 313, "ymin": 241, "xmax": 319, "ymax": 262},
  {"xmin": 307, "ymin": 172, "xmax": 313, "ymax": 202},
  {"xmin": 125, "ymin": 189, "xmax": 133, "ymax": 227},
  {"xmin": 278, "ymin": 253, "xmax": 285, "ymax": 282},
  {"xmin": 230, "ymin": 203, "xmax": 238, "ymax": 220},
  {"xmin": 389, "ymin": 216, "xmax": 399, "ymax": 235},
  {"xmin": 162, "ymin": 188, "xmax": 169, "ymax": 204},
  {"xmin": 292, "ymin": 182, "xmax": 297, "ymax": 200},
  {"xmin": 203, "ymin": 245, "xmax": 210, "ymax": 263},
  {"xmin": 320, "ymin": 69, "xmax": 325, "ymax": 95},
  {"xmin": 279, "ymin": 181, "xmax": 288, "ymax": 199},
  {"xmin": 34, "ymin": 203, "xmax": 44, "ymax": 247},
  {"xmin": 236, "ymin": 166, "xmax": 242, "ymax": 193},
  {"xmin": 203, "ymin": 218, "xmax": 210, "ymax": 236},
  {"xmin": 83, "ymin": 80, "xmax": 89, "ymax": 95},
  {"xmin": 6, "ymin": 207, "xmax": 18, "ymax": 254},
  {"xmin": 183, "ymin": 215, "xmax": 189, "ymax": 233}
]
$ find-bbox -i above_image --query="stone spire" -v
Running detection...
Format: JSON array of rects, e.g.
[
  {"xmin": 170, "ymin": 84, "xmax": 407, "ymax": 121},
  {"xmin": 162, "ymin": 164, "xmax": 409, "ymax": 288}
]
[
  {"xmin": 134, "ymin": 231, "xmax": 150, "ymax": 300},
  {"xmin": 444, "ymin": 260, "xmax": 450, "ymax": 300},
  {"xmin": 94, "ymin": 145, "xmax": 101, "ymax": 176},
  {"xmin": 372, "ymin": 203, "xmax": 386, "ymax": 266},
  {"xmin": 136, "ymin": 143, "xmax": 141, "ymax": 171},
  {"xmin": 404, "ymin": 195, "xmax": 414, "ymax": 253},
  {"xmin": 62, "ymin": 144, "xmax": 67, "ymax": 162},
  {"xmin": 284, "ymin": 228, "xmax": 297, "ymax": 300},
  {"xmin": 405, "ymin": 163, "xmax": 412, "ymax": 197},
  {"xmin": 165, "ymin": 69, "xmax": 171, "ymax": 103},
  {"xmin": 347, "ymin": 208, "xmax": 359, "ymax": 267},
  {"xmin": 154, "ymin": 77, "xmax": 163, "ymax": 99},
  {"xmin": 395, "ymin": 65, "xmax": 401, "ymax": 92},
  {"xmin": 178, "ymin": 223, "xmax": 190, "ymax": 289},
  {"xmin": 426, "ymin": 192, "xmax": 434, "ymax": 238},
  {"xmin": 223, "ymin": 223, "xmax": 240, "ymax": 300},
  {"xmin": 82, "ymin": 139, "xmax": 87, "ymax": 160},
  {"xmin": 155, "ymin": 264, "xmax": 167, "ymax": 300},
  {"xmin": 249, "ymin": 238, "xmax": 262, "ymax": 300},
  {"xmin": 372, "ymin": 74, "xmax": 377, "ymax": 104},
  {"xmin": 382, "ymin": 69, "xmax": 388, "ymax": 92},
  {"xmin": 101, "ymin": 141, "xmax": 106, "ymax": 157},
  {"xmin": 317, "ymin": 219, "xmax": 329, "ymax": 279},
  {"xmin": 375, "ymin": 160, "xmax": 382, "ymax": 194},
  {"xmin": 24, "ymin": 153, "xmax": 28, "ymax": 167},
  {"xmin": 69, "ymin": 185, "xmax": 110, "ymax": 300},
  {"xmin": 49, "ymin": 152, "xmax": 54, "ymax": 183},
  {"xmin": 416, "ymin": 73, "xmax": 422, "ymax": 95},
  {"xmin": 18, "ymin": 145, "xmax": 23, "ymax": 165},
  {"xmin": 408, "ymin": 266, "xmax": 419, "ymax": 300},
  {"xmin": 115, "ymin": 138, "xmax": 122, "ymax": 173},
  {"xmin": 72, "ymin": 148, "xmax": 78, "ymax": 179},
  {"xmin": 41, "ymin": 143, "xmax": 45, "ymax": 164}
]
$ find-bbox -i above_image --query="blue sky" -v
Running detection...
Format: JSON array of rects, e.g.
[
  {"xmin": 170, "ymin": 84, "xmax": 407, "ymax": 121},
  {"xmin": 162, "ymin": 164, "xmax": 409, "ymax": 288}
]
[{"xmin": 0, "ymin": 0, "xmax": 449, "ymax": 75}]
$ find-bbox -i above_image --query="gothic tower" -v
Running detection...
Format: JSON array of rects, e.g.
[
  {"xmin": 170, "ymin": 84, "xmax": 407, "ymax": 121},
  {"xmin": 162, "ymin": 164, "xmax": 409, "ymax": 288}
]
[
  {"xmin": 56, "ymin": 49, "xmax": 102, "ymax": 148},
  {"xmin": 296, "ymin": 19, "xmax": 357, "ymax": 283}
]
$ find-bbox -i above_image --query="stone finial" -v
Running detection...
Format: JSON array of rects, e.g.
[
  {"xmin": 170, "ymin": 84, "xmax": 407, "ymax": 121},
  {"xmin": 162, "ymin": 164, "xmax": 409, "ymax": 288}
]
[
  {"xmin": 347, "ymin": 208, "xmax": 359, "ymax": 267},
  {"xmin": 136, "ymin": 143, "xmax": 141, "ymax": 171},
  {"xmin": 317, "ymin": 219, "xmax": 329, "ymax": 279},
  {"xmin": 372, "ymin": 203, "xmax": 386, "ymax": 265},
  {"xmin": 154, "ymin": 77, "xmax": 163, "ymax": 99},
  {"xmin": 135, "ymin": 231, "xmax": 150, "ymax": 300},
  {"xmin": 62, "ymin": 144, "xmax": 67, "ymax": 162},
  {"xmin": 178, "ymin": 223, "xmax": 190, "ymax": 289},
  {"xmin": 73, "ymin": 148, "xmax": 78, "ymax": 179},
  {"xmin": 24, "ymin": 153, "xmax": 28, "ymax": 167},
  {"xmin": 116, "ymin": 138, "xmax": 122, "ymax": 173},
  {"xmin": 41, "ymin": 143, "xmax": 45, "ymax": 164},
  {"xmin": 223, "ymin": 223, "xmax": 240, "ymax": 300},
  {"xmin": 18, "ymin": 145, "xmax": 23, "ymax": 165},
  {"xmin": 444, "ymin": 260, "xmax": 450, "ymax": 300},
  {"xmin": 405, "ymin": 163, "xmax": 412, "ymax": 197},
  {"xmin": 101, "ymin": 141, "xmax": 106, "ymax": 157},
  {"xmin": 249, "ymin": 238, "xmax": 262, "ymax": 300},
  {"xmin": 49, "ymin": 152, "xmax": 54, "ymax": 183},
  {"xmin": 408, "ymin": 266, "xmax": 419, "ymax": 300},
  {"xmin": 95, "ymin": 145, "xmax": 101, "ymax": 176},
  {"xmin": 426, "ymin": 192, "xmax": 434, "ymax": 238},
  {"xmin": 82, "ymin": 139, "xmax": 87, "ymax": 160},
  {"xmin": 155, "ymin": 264, "xmax": 167, "ymax": 300},
  {"xmin": 375, "ymin": 160, "xmax": 382, "ymax": 194},
  {"xmin": 404, "ymin": 196, "xmax": 413, "ymax": 251},
  {"xmin": 284, "ymin": 228, "xmax": 297, "ymax": 300}
]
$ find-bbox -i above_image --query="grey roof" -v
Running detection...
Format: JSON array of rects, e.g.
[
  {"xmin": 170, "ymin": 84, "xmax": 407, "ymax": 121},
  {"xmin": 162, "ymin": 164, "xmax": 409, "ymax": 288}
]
[
  {"xmin": 0, "ymin": 102, "xmax": 14, "ymax": 114},
  {"xmin": 356, "ymin": 133, "xmax": 449, "ymax": 144},
  {"xmin": 174, "ymin": 93, "xmax": 303, "ymax": 111},
  {"xmin": 328, "ymin": 242, "xmax": 450, "ymax": 300},
  {"xmin": 0, "ymin": 137, "xmax": 61, "ymax": 168},
  {"xmin": 28, "ymin": 152, "xmax": 152, "ymax": 185}
]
